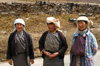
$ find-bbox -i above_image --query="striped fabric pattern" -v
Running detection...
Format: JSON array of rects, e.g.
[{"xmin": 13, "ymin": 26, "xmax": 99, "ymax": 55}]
[
  {"xmin": 43, "ymin": 55, "xmax": 64, "ymax": 66},
  {"xmin": 44, "ymin": 31, "xmax": 64, "ymax": 66},
  {"xmin": 45, "ymin": 32, "xmax": 60, "ymax": 52},
  {"xmin": 70, "ymin": 30, "xmax": 98, "ymax": 66},
  {"xmin": 70, "ymin": 55, "xmax": 85, "ymax": 66},
  {"xmin": 15, "ymin": 33, "xmax": 26, "ymax": 53}
]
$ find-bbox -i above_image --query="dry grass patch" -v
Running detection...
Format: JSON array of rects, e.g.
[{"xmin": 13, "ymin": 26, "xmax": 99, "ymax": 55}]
[{"xmin": 0, "ymin": 13, "xmax": 100, "ymax": 62}]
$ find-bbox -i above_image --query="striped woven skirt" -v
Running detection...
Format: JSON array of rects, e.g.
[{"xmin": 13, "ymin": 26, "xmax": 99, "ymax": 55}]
[
  {"xmin": 70, "ymin": 55, "xmax": 85, "ymax": 66},
  {"xmin": 12, "ymin": 53, "xmax": 29, "ymax": 66},
  {"xmin": 43, "ymin": 55, "xmax": 64, "ymax": 66}
]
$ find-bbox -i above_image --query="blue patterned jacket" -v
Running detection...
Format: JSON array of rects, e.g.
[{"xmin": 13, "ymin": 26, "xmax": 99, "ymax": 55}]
[{"xmin": 70, "ymin": 30, "xmax": 98, "ymax": 66}]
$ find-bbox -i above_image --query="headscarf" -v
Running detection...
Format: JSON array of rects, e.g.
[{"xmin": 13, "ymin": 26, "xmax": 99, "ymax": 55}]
[
  {"xmin": 76, "ymin": 16, "xmax": 93, "ymax": 29},
  {"xmin": 14, "ymin": 18, "xmax": 25, "ymax": 31},
  {"xmin": 47, "ymin": 17, "xmax": 60, "ymax": 30}
]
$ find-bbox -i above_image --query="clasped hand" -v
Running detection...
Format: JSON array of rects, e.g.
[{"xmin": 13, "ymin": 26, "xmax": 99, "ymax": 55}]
[{"xmin": 43, "ymin": 50, "xmax": 59, "ymax": 59}]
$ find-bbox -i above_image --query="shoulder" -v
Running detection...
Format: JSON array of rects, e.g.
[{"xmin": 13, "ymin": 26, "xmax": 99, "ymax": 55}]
[
  {"xmin": 57, "ymin": 31, "xmax": 66, "ymax": 39},
  {"xmin": 87, "ymin": 31, "xmax": 96, "ymax": 40},
  {"xmin": 43, "ymin": 31, "xmax": 48, "ymax": 34},
  {"xmin": 24, "ymin": 31, "xmax": 30, "ymax": 36},
  {"xmin": 41, "ymin": 31, "xmax": 48, "ymax": 36},
  {"xmin": 87, "ymin": 31, "xmax": 94, "ymax": 37},
  {"xmin": 9, "ymin": 31, "xmax": 16, "ymax": 38},
  {"xmin": 39, "ymin": 31, "xmax": 48, "ymax": 41},
  {"xmin": 57, "ymin": 31, "xmax": 63, "ymax": 35},
  {"xmin": 23, "ymin": 31, "xmax": 32, "ymax": 38},
  {"xmin": 73, "ymin": 31, "xmax": 78, "ymax": 37}
]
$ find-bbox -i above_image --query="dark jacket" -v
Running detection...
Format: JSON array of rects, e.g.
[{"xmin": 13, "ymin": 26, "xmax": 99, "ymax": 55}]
[
  {"xmin": 39, "ymin": 30, "xmax": 68, "ymax": 59},
  {"xmin": 7, "ymin": 30, "xmax": 34, "ymax": 59}
]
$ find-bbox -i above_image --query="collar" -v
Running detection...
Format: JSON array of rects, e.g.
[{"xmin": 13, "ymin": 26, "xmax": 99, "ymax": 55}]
[
  {"xmin": 16, "ymin": 30, "xmax": 23, "ymax": 36},
  {"xmin": 73, "ymin": 30, "xmax": 90, "ymax": 37},
  {"xmin": 48, "ymin": 30, "xmax": 57, "ymax": 34}
]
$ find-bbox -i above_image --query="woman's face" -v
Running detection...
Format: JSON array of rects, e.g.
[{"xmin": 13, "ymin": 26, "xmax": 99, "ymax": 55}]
[
  {"xmin": 47, "ymin": 23, "xmax": 56, "ymax": 32},
  {"xmin": 15, "ymin": 23, "xmax": 23, "ymax": 32},
  {"xmin": 78, "ymin": 21, "xmax": 88, "ymax": 31}
]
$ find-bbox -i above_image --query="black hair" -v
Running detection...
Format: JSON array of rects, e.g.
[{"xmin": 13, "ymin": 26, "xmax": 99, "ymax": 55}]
[
  {"xmin": 47, "ymin": 22, "xmax": 54, "ymax": 25},
  {"xmin": 78, "ymin": 20, "xmax": 88, "ymax": 24}
]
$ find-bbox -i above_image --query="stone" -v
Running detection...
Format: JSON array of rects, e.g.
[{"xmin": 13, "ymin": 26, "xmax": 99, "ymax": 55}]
[
  {"xmin": 1, "ymin": 12, "xmax": 9, "ymax": 15},
  {"xmin": 69, "ymin": 18, "xmax": 77, "ymax": 22},
  {"xmin": 0, "ymin": 2, "xmax": 99, "ymax": 15},
  {"xmin": 79, "ymin": 13, "xmax": 86, "ymax": 16}
]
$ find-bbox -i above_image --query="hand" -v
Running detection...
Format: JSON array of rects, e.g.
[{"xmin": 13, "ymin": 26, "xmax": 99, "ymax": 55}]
[
  {"xmin": 30, "ymin": 59, "xmax": 34, "ymax": 64},
  {"xmin": 49, "ymin": 52, "xmax": 59, "ymax": 59},
  {"xmin": 8, "ymin": 59, "xmax": 12, "ymax": 65},
  {"xmin": 43, "ymin": 50, "xmax": 51, "ymax": 57}
]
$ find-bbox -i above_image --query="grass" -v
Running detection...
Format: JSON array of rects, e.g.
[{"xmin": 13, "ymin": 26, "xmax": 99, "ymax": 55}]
[{"xmin": 0, "ymin": 13, "xmax": 100, "ymax": 62}]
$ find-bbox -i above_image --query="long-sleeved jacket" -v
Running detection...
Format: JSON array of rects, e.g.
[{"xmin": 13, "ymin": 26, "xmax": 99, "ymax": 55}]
[
  {"xmin": 70, "ymin": 30, "xmax": 98, "ymax": 66},
  {"xmin": 7, "ymin": 30, "xmax": 34, "ymax": 59},
  {"xmin": 39, "ymin": 30, "xmax": 68, "ymax": 59}
]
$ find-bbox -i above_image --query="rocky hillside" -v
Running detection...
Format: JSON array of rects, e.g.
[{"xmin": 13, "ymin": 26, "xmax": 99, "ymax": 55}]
[
  {"xmin": 0, "ymin": 13, "xmax": 100, "ymax": 62},
  {"xmin": 0, "ymin": 0, "xmax": 100, "ymax": 62},
  {"xmin": 0, "ymin": 0, "xmax": 100, "ymax": 3}
]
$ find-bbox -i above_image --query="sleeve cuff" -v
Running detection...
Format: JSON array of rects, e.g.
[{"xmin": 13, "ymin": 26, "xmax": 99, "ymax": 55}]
[{"xmin": 41, "ymin": 49, "xmax": 45, "ymax": 54}]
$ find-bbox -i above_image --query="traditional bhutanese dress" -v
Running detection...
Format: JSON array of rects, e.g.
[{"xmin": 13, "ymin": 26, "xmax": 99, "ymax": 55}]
[
  {"xmin": 70, "ymin": 29, "xmax": 88, "ymax": 66},
  {"xmin": 12, "ymin": 31, "xmax": 29, "ymax": 66},
  {"xmin": 43, "ymin": 31, "xmax": 64, "ymax": 66},
  {"xmin": 70, "ymin": 28, "xmax": 98, "ymax": 66}
]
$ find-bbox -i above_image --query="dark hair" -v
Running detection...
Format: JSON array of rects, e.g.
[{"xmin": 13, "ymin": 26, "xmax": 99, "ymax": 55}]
[
  {"xmin": 47, "ymin": 22, "xmax": 54, "ymax": 25},
  {"xmin": 15, "ymin": 24, "xmax": 24, "ymax": 26},
  {"xmin": 78, "ymin": 20, "xmax": 88, "ymax": 24}
]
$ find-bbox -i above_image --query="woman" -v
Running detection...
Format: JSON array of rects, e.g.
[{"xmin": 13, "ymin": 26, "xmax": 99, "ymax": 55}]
[
  {"xmin": 39, "ymin": 17, "xmax": 68, "ymax": 66},
  {"xmin": 70, "ymin": 16, "xmax": 98, "ymax": 66},
  {"xmin": 7, "ymin": 18, "xmax": 34, "ymax": 66}
]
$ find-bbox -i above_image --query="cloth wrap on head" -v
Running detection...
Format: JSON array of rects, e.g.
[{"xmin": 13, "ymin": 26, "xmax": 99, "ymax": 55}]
[
  {"xmin": 76, "ymin": 16, "xmax": 93, "ymax": 28},
  {"xmin": 47, "ymin": 17, "xmax": 60, "ymax": 30},
  {"xmin": 14, "ymin": 19, "xmax": 25, "ymax": 31}
]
